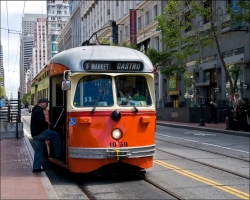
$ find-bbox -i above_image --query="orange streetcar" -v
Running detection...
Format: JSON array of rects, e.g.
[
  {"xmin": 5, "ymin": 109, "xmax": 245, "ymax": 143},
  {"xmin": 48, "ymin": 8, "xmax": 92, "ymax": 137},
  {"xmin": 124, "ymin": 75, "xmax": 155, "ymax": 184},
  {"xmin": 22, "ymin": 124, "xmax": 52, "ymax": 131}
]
[{"xmin": 31, "ymin": 46, "xmax": 156, "ymax": 173}]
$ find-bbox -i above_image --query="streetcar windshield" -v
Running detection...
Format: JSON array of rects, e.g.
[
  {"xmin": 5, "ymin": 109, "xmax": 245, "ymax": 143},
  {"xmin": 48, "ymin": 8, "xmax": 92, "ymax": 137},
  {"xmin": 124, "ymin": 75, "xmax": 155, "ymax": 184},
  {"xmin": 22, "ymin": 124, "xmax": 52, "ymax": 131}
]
[
  {"xmin": 115, "ymin": 76, "xmax": 152, "ymax": 107},
  {"xmin": 74, "ymin": 75, "xmax": 113, "ymax": 107}
]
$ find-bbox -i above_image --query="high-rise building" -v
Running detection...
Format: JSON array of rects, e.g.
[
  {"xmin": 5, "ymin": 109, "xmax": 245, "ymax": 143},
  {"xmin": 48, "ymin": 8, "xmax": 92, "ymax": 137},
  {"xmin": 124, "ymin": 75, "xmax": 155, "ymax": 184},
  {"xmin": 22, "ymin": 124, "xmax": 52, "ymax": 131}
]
[
  {"xmin": 20, "ymin": 14, "xmax": 45, "ymax": 98},
  {"xmin": 31, "ymin": 18, "xmax": 47, "ymax": 80},
  {"xmin": 0, "ymin": 45, "xmax": 4, "ymax": 87},
  {"xmin": 46, "ymin": 0, "xmax": 70, "ymax": 60}
]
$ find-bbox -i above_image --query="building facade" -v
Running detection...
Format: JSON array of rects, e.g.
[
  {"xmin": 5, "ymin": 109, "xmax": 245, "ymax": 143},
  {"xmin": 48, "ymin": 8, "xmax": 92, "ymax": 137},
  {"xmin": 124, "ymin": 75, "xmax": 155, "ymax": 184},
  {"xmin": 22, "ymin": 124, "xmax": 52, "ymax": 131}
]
[
  {"xmin": 31, "ymin": 18, "xmax": 47, "ymax": 80},
  {"xmin": 20, "ymin": 14, "xmax": 45, "ymax": 98},
  {"xmin": 155, "ymin": 0, "xmax": 250, "ymax": 123},
  {"xmin": 46, "ymin": 0, "xmax": 70, "ymax": 60},
  {"xmin": 57, "ymin": 0, "xmax": 249, "ymax": 123},
  {"xmin": 0, "ymin": 45, "xmax": 4, "ymax": 87}
]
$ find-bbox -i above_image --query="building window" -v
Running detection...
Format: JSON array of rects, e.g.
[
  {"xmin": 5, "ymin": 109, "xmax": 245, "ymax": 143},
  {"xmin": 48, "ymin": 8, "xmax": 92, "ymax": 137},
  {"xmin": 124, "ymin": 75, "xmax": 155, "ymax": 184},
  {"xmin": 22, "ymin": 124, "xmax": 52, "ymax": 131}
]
[
  {"xmin": 184, "ymin": 12, "xmax": 192, "ymax": 32},
  {"xmin": 153, "ymin": 5, "xmax": 157, "ymax": 19},
  {"xmin": 185, "ymin": 0, "xmax": 191, "ymax": 7},
  {"xmin": 226, "ymin": 63, "xmax": 244, "ymax": 104},
  {"xmin": 57, "ymin": 11, "xmax": 61, "ymax": 14},
  {"xmin": 145, "ymin": 11, "xmax": 149, "ymax": 26},
  {"xmin": 51, "ymin": 35, "xmax": 58, "ymax": 41},
  {"xmin": 204, "ymin": 0, "xmax": 212, "ymax": 24},
  {"xmin": 138, "ymin": 17, "xmax": 141, "ymax": 30},
  {"xmin": 184, "ymin": 72, "xmax": 194, "ymax": 107},
  {"xmin": 119, "ymin": 30, "xmax": 122, "ymax": 42},
  {"xmin": 154, "ymin": 37, "xmax": 159, "ymax": 51},
  {"xmin": 125, "ymin": 26, "xmax": 128, "ymax": 39},
  {"xmin": 51, "ymin": 44, "xmax": 58, "ymax": 51}
]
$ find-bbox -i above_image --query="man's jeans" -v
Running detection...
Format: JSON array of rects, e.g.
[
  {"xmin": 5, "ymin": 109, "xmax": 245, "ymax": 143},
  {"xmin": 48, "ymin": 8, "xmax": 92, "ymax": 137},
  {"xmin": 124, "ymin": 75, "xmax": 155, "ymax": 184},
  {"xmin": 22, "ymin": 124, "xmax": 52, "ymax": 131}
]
[{"xmin": 32, "ymin": 129, "xmax": 62, "ymax": 169}]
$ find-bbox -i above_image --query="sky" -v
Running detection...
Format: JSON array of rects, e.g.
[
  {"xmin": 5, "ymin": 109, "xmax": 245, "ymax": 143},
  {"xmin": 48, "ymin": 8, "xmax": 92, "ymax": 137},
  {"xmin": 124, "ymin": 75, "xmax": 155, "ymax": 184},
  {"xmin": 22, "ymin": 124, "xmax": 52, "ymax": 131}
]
[{"xmin": 1, "ymin": 1, "xmax": 47, "ymax": 99}]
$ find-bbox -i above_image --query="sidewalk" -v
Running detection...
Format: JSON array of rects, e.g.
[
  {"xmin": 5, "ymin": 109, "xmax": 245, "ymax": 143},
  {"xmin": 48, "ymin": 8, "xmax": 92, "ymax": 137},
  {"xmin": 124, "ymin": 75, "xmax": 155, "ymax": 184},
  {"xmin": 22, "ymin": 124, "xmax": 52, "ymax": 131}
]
[
  {"xmin": 0, "ymin": 129, "xmax": 59, "ymax": 199},
  {"xmin": 1, "ymin": 119, "xmax": 249, "ymax": 200},
  {"xmin": 157, "ymin": 120, "xmax": 250, "ymax": 137}
]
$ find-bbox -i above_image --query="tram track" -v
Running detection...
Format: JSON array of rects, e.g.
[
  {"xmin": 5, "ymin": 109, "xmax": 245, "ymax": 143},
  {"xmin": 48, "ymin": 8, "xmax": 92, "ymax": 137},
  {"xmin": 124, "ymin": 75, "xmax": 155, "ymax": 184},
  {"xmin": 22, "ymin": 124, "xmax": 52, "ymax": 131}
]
[
  {"xmin": 137, "ymin": 173, "xmax": 183, "ymax": 200},
  {"xmin": 74, "ymin": 169, "xmax": 183, "ymax": 200},
  {"xmin": 156, "ymin": 139, "xmax": 249, "ymax": 180},
  {"xmin": 156, "ymin": 138, "xmax": 249, "ymax": 162}
]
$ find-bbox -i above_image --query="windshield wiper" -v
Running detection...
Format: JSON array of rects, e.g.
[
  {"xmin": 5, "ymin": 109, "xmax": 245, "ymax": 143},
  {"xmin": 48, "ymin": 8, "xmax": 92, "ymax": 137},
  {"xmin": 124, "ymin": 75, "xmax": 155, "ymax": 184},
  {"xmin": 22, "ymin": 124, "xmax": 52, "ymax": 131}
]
[
  {"xmin": 91, "ymin": 89, "xmax": 105, "ymax": 113},
  {"xmin": 118, "ymin": 91, "xmax": 138, "ymax": 113}
]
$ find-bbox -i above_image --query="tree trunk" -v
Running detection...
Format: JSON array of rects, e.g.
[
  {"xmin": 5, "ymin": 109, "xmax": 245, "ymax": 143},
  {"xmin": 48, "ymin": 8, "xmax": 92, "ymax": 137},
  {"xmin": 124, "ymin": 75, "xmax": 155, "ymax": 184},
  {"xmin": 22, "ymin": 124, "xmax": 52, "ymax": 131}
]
[{"xmin": 210, "ymin": 3, "xmax": 234, "ymax": 103}]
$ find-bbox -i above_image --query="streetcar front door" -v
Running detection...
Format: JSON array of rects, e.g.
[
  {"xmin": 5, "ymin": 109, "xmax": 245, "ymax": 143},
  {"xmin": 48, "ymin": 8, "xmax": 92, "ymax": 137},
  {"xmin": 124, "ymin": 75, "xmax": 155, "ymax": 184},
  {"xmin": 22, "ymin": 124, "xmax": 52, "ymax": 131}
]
[{"xmin": 49, "ymin": 75, "xmax": 67, "ymax": 164}]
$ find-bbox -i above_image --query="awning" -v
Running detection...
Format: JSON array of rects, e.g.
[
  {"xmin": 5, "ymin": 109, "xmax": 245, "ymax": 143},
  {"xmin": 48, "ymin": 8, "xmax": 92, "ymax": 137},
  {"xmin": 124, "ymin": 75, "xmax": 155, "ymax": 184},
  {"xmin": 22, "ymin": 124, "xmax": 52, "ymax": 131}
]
[
  {"xmin": 169, "ymin": 91, "xmax": 178, "ymax": 95},
  {"xmin": 195, "ymin": 82, "xmax": 210, "ymax": 87}
]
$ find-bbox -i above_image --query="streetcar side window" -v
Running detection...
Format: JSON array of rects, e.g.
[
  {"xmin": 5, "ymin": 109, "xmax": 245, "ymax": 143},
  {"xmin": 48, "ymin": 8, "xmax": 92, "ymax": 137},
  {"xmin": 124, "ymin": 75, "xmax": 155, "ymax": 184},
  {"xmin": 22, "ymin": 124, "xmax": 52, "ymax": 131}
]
[
  {"xmin": 115, "ymin": 76, "xmax": 152, "ymax": 106},
  {"xmin": 73, "ymin": 75, "xmax": 113, "ymax": 107}
]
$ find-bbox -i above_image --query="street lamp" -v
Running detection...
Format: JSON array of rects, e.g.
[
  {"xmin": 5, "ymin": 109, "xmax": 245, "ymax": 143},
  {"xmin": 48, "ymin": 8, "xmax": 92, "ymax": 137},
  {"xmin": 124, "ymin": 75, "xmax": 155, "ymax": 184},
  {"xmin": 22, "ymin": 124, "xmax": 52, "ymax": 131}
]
[{"xmin": 199, "ymin": 97, "xmax": 205, "ymax": 126}]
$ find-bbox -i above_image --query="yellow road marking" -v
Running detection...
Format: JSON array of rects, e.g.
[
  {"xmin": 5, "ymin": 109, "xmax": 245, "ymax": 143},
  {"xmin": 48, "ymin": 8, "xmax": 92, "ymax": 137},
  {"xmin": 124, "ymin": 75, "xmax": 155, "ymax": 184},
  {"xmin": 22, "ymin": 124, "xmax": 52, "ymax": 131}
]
[{"xmin": 154, "ymin": 160, "xmax": 250, "ymax": 200}]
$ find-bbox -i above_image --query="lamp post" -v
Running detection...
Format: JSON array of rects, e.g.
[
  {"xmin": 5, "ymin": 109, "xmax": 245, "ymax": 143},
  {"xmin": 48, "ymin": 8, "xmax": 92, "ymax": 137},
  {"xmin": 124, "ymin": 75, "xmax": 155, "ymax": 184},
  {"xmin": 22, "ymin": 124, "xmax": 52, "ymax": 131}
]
[{"xmin": 199, "ymin": 97, "xmax": 205, "ymax": 126}]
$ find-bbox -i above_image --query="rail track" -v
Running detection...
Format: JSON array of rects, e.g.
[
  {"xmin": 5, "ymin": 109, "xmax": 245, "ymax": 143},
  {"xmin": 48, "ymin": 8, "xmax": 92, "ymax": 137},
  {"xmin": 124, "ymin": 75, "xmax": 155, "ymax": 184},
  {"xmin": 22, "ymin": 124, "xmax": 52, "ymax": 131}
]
[
  {"xmin": 156, "ymin": 138, "xmax": 249, "ymax": 180},
  {"xmin": 75, "ymin": 167, "xmax": 183, "ymax": 200},
  {"xmin": 156, "ymin": 137, "xmax": 249, "ymax": 162}
]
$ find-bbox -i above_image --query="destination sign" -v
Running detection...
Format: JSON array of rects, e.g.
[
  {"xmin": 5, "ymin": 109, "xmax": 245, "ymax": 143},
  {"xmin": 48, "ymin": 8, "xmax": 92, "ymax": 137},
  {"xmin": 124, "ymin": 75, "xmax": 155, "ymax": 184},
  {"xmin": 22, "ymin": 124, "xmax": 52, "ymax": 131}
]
[{"xmin": 83, "ymin": 61, "xmax": 144, "ymax": 72}]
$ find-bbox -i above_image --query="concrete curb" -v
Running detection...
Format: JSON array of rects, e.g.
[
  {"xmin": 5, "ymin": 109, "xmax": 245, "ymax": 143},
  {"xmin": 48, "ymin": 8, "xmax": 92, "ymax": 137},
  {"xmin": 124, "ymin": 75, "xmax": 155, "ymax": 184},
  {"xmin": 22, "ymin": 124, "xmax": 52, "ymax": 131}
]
[
  {"xmin": 23, "ymin": 125, "xmax": 59, "ymax": 200},
  {"xmin": 156, "ymin": 122, "xmax": 250, "ymax": 137}
]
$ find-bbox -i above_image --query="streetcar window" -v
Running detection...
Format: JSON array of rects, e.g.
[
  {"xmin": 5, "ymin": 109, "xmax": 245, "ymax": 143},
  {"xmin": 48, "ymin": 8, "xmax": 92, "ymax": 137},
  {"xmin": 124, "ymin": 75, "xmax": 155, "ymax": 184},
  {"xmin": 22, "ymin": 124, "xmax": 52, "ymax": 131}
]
[
  {"xmin": 73, "ymin": 75, "xmax": 113, "ymax": 107},
  {"xmin": 115, "ymin": 76, "xmax": 152, "ymax": 106}
]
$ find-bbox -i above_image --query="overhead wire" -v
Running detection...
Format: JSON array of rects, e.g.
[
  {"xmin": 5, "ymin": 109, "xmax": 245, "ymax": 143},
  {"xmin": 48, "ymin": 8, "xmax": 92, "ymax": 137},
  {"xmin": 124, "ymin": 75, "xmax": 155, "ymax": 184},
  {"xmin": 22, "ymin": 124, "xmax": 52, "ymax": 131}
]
[
  {"xmin": 5, "ymin": 1, "xmax": 11, "ymax": 83},
  {"xmin": 13, "ymin": 0, "xmax": 25, "ymax": 76}
]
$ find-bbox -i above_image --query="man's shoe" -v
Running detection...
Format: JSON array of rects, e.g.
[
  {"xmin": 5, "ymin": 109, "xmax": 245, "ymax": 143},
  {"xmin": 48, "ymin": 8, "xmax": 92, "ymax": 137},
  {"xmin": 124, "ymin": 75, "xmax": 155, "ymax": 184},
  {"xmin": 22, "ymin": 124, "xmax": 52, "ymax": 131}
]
[{"xmin": 32, "ymin": 168, "xmax": 45, "ymax": 173}]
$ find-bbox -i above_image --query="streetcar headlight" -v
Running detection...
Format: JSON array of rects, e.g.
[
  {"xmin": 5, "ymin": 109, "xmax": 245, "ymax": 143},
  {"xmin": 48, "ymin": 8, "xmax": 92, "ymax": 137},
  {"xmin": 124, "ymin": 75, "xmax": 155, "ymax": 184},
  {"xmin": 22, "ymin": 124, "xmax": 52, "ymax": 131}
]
[{"xmin": 111, "ymin": 128, "xmax": 123, "ymax": 140}]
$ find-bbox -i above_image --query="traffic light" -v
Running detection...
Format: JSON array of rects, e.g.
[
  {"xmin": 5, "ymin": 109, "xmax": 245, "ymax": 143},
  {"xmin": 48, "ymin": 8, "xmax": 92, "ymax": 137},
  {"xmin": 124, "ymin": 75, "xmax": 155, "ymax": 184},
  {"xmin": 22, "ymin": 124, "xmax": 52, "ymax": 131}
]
[
  {"xmin": 112, "ymin": 21, "xmax": 118, "ymax": 45},
  {"xmin": 112, "ymin": 21, "xmax": 116, "ymax": 27}
]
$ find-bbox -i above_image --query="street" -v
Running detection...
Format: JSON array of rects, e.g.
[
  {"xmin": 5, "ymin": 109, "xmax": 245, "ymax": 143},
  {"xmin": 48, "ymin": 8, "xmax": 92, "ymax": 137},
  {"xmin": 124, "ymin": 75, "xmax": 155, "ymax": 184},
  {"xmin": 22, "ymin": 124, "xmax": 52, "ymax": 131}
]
[{"xmin": 22, "ymin": 109, "xmax": 249, "ymax": 199}]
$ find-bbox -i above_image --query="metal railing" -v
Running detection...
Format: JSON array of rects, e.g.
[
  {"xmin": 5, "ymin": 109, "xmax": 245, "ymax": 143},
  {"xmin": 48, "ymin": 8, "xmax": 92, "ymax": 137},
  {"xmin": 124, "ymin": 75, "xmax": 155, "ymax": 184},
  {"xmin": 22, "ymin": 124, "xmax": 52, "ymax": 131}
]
[{"xmin": 0, "ymin": 99, "xmax": 21, "ymax": 139}]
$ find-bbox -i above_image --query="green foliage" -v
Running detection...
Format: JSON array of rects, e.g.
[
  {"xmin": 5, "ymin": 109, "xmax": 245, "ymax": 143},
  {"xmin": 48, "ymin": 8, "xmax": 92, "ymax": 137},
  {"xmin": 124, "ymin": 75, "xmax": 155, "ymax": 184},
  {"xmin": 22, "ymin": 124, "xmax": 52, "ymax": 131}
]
[
  {"xmin": 146, "ymin": 48, "xmax": 185, "ymax": 78},
  {"xmin": 0, "ymin": 85, "xmax": 6, "ymax": 98},
  {"xmin": 99, "ymin": 37, "xmax": 110, "ymax": 44},
  {"xmin": 156, "ymin": 0, "xmax": 239, "ymax": 99},
  {"xmin": 227, "ymin": 0, "xmax": 250, "ymax": 25},
  {"xmin": 156, "ymin": 0, "xmax": 216, "ymax": 64},
  {"xmin": 156, "ymin": 0, "xmax": 218, "ymax": 78},
  {"xmin": 116, "ymin": 41, "xmax": 139, "ymax": 50},
  {"xmin": 22, "ymin": 92, "xmax": 31, "ymax": 105}
]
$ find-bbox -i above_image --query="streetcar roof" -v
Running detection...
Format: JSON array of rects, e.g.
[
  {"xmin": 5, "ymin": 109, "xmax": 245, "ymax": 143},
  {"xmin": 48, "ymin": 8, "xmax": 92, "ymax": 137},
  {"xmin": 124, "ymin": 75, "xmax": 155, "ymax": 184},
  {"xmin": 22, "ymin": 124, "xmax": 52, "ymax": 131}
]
[{"xmin": 48, "ymin": 46, "xmax": 154, "ymax": 73}]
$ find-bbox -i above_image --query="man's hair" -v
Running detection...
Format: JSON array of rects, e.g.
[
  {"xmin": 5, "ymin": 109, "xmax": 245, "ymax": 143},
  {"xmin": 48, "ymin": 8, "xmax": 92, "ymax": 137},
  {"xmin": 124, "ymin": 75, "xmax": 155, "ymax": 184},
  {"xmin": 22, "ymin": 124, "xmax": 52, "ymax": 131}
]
[{"xmin": 124, "ymin": 81, "xmax": 133, "ymax": 87}]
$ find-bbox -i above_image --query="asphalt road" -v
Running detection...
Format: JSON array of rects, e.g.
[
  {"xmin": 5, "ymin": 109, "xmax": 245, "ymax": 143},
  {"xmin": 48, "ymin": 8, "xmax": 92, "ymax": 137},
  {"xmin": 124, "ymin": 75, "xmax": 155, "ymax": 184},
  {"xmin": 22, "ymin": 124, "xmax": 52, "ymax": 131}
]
[{"xmin": 22, "ymin": 109, "xmax": 250, "ymax": 199}]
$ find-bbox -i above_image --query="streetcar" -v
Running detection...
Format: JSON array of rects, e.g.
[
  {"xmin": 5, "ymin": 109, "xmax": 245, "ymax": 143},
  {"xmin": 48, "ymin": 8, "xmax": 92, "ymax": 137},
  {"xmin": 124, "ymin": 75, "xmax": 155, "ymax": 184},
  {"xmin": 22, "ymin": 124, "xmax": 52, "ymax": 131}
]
[{"xmin": 30, "ymin": 45, "xmax": 156, "ymax": 173}]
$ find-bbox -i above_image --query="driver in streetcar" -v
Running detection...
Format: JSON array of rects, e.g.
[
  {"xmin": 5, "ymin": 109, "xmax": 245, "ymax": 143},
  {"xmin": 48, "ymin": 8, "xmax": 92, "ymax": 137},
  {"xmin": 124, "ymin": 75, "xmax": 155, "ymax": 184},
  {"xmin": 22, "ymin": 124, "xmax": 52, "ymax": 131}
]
[{"xmin": 118, "ymin": 81, "xmax": 139, "ymax": 99}]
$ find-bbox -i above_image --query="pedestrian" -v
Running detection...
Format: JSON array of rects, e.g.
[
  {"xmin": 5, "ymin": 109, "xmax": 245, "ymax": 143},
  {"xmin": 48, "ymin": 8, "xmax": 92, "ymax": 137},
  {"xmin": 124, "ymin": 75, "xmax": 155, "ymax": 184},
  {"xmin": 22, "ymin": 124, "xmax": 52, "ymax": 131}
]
[
  {"xmin": 240, "ymin": 98, "xmax": 249, "ymax": 131},
  {"xmin": 30, "ymin": 97, "xmax": 62, "ymax": 172},
  {"xmin": 230, "ymin": 101, "xmax": 241, "ymax": 131},
  {"xmin": 208, "ymin": 100, "xmax": 218, "ymax": 124}
]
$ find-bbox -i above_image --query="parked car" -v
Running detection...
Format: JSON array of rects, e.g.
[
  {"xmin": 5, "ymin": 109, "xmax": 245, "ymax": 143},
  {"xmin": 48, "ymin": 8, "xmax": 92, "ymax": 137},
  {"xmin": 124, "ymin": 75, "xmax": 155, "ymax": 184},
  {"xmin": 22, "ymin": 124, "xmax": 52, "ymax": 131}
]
[{"xmin": 28, "ymin": 105, "xmax": 33, "ymax": 113}]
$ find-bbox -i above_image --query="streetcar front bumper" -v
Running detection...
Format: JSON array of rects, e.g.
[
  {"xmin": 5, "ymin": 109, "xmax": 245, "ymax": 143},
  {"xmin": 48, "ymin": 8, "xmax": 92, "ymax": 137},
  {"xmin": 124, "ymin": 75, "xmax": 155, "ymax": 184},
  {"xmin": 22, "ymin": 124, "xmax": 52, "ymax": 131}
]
[{"xmin": 69, "ymin": 145, "xmax": 155, "ymax": 159}]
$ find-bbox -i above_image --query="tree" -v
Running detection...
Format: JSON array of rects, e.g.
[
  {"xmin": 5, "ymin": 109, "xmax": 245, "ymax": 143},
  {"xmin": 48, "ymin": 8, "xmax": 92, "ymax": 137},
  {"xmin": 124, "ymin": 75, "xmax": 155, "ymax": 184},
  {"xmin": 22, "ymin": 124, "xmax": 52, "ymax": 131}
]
[
  {"xmin": 117, "ymin": 41, "xmax": 139, "ymax": 50},
  {"xmin": 156, "ymin": 0, "xmax": 248, "ymax": 102},
  {"xmin": 145, "ymin": 48, "xmax": 186, "ymax": 78},
  {"xmin": 22, "ymin": 92, "xmax": 31, "ymax": 105},
  {"xmin": 227, "ymin": 0, "xmax": 250, "ymax": 26},
  {"xmin": 0, "ymin": 85, "xmax": 6, "ymax": 98}
]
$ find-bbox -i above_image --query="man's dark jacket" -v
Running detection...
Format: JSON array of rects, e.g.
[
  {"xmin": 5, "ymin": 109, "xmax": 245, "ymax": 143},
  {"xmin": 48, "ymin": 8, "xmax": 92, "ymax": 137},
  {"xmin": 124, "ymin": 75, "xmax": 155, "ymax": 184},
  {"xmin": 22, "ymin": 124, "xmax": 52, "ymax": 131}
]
[
  {"xmin": 30, "ymin": 105, "xmax": 49, "ymax": 137},
  {"xmin": 210, "ymin": 103, "xmax": 216, "ymax": 115}
]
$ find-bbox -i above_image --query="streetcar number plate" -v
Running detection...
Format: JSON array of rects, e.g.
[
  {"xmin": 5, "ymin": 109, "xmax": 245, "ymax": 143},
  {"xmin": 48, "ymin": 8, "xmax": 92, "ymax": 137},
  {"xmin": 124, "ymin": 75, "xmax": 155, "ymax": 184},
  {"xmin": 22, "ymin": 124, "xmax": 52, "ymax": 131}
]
[{"xmin": 109, "ymin": 142, "xmax": 128, "ymax": 147}]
